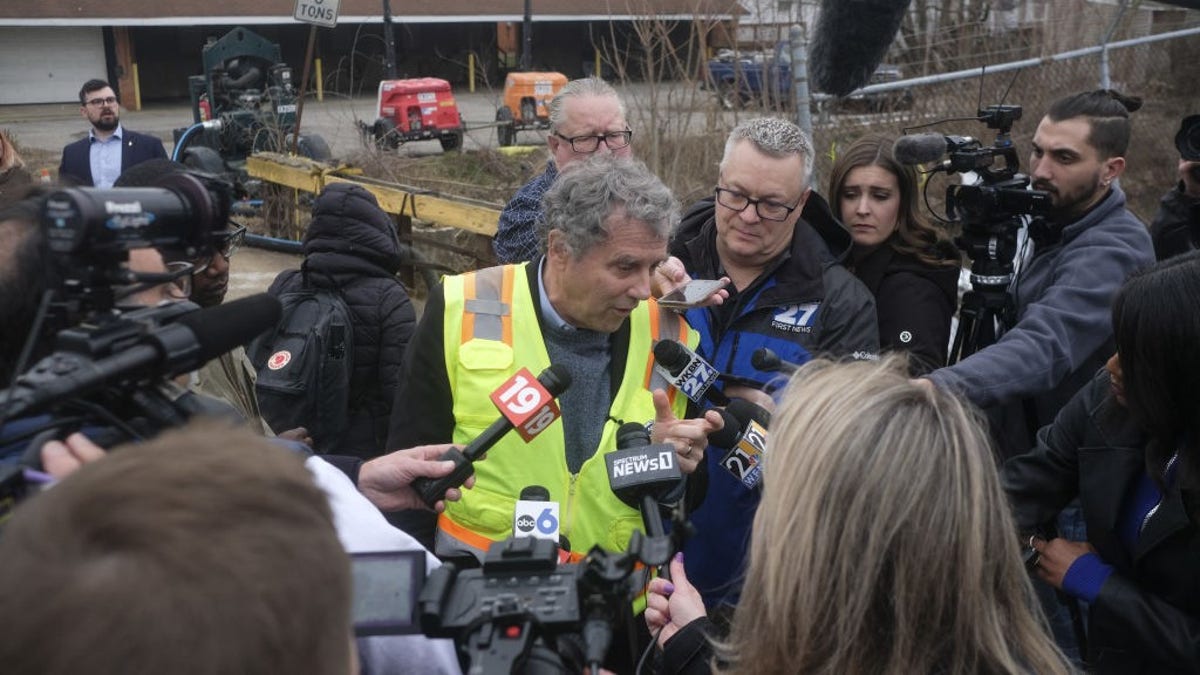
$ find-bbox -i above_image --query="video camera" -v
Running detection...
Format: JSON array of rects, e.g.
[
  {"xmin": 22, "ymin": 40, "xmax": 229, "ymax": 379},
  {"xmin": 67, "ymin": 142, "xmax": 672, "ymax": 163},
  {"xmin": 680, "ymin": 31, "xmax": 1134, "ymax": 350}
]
[
  {"xmin": 0, "ymin": 171, "xmax": 278, "ymax": 492},
  {"xmin": 896, "ymin": 105, "xmax": 1052, "ymax": 294},
  {"xmin": 418, "ymin": 530, "xmax": 672, "ymax": 675}
]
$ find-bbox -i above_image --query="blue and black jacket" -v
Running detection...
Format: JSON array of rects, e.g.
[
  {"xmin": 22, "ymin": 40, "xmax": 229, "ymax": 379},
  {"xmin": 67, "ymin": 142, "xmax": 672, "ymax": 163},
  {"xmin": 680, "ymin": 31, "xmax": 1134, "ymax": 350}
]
[{"xmin": 673, "ymin": 193, "xmax": 879, "ymax": 609}]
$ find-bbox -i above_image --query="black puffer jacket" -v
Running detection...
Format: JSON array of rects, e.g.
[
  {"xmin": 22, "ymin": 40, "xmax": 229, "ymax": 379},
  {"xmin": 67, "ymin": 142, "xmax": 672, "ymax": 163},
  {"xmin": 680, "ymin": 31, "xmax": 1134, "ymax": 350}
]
[
  {"xmin": 269, "ymin": 183, "xmax": 416, "ymax": 458},
  {"xmin": 851, "ymin": 236, "xmax": 960, "ymax": 375}
]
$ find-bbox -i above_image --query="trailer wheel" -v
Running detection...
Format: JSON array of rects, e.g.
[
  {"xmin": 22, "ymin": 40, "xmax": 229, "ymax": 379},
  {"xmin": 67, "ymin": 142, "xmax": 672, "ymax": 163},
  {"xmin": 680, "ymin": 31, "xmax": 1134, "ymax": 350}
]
[
  {"xmin": 440, "ymin": 130, "xmax": 464, "ymax": 152},
  {"xmin": 496, "ymin": 107, "xmax": 515, "ymax": 147}
]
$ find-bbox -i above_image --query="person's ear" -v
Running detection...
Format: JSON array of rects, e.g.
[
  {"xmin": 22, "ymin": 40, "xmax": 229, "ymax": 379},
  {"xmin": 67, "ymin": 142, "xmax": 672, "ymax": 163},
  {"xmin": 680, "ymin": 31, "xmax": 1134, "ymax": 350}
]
[{"xmin": 1103, "ymin": 156, "xmax": 1126, "ymax": 184}]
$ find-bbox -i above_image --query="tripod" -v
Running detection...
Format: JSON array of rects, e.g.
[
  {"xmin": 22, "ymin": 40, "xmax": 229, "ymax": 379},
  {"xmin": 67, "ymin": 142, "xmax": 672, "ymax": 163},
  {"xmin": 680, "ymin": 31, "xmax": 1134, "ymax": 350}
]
[{"xmin": 947, "ymin": 282, "xmax": 1014, "ymax": 365}]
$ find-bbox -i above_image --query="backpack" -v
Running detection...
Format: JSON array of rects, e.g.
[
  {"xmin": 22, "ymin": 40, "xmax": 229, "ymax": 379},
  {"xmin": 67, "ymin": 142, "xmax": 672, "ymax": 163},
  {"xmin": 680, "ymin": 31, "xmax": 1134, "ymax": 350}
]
[{"xmin": 249, "ymin": 274, "xmax": 354, "ymax": 454}]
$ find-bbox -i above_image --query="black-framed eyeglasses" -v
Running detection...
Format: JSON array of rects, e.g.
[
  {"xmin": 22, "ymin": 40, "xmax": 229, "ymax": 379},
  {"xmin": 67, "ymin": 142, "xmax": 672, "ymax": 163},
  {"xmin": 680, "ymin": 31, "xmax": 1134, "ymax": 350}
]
[
  {"xmin": 85, "ymin": 96, "xmax": 118, "ymax": 108},
  {"xmin": 714, "ymin": 187, "xmax": 800, "ymax": 222},
  {"xmin": 193, "ymin": 224, "xmax": 247, "ymax": 274},
  {"xmin": 553, "ymin": 129, "xmax": 633, "ymax": 154}
]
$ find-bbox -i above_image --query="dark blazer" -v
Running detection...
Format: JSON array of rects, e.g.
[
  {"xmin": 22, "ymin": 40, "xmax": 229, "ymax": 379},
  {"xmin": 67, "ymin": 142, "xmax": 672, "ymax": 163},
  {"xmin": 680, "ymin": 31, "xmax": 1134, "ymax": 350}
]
[
  {"xmin": 58, "ymin": 128, "xmax": 168, "ymax": 186},
  {"xmin": 1002, "ymin": 370, "xmax": 1200, "ymax": 674}
]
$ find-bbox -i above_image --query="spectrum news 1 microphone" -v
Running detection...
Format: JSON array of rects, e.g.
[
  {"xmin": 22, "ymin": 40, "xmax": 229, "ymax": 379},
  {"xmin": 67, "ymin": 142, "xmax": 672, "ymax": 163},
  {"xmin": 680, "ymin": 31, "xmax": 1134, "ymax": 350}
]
[
  {"xmin": 0, "ymin": 293, "xmax": 282, "ymax": 420},
  {"xmin": 512, "ymin": 484, "xmax": 572, "ymax": 563},
  {"xmin": 750, "ymin": 347, "xmax": 799, "ymax": 375},
  {"xmin": 410, "ymin": 364, "xmax": 572, "ymax": 508},
  {"xmin": 608, "ymin": 422, "xmax": 683, "ymax": 579},
  {"xmin": 652, "ymin": 339, "xmax": 729, "ymax": 406},
  {"xmin": 810, "ymin": 0, "xmax": 914, "ymax": 97},
  {"xmin": 708, "ymin": 399, "xmax": 770, "ymax": 490}
]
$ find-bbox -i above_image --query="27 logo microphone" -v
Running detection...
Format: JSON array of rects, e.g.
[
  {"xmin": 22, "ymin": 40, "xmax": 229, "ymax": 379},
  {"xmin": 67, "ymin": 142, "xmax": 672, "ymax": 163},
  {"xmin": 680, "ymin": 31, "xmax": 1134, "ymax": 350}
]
[
  {"xmin": 652, "ymin": 339, "xmax": 729, "ymax": 406},
  {"xmin": 709, "ymin": 399, "xmax": 771, "ymax": 489}
]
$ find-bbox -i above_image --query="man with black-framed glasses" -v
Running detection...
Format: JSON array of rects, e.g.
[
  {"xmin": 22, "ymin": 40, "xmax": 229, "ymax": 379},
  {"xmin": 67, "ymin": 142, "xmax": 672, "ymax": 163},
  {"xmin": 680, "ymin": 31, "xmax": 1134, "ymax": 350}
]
[
  {"xmin": 59, "ymin": 79, "xmax": 166, "ymax": 188},
  {"xmin": 663, "ymin": 117, "xmax": 879, "ymax": 616},
  {"xmin": 493, "ymin": 77, "xmax": 634, "ymax": 263}
]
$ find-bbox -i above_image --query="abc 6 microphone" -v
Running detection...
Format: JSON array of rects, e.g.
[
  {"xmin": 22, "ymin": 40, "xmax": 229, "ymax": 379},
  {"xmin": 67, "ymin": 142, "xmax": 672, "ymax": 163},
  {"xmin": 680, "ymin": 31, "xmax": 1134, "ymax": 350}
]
[
  {"xmin": 410, "ymin": 364, "xmax": 571, "ymax": 508},
  {"xmin": 512, "ymin": 485, "xmax": 572, "ymax": 563},
  {"xmin": 708, "ymin": 399, "xmax": 771, "ymax": 490}
]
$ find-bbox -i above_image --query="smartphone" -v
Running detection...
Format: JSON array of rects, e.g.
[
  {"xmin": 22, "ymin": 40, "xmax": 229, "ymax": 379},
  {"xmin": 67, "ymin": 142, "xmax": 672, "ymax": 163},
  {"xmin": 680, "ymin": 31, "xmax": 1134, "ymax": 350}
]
[{"xmin": 658, "ymin": 278, "xmax": 729, "ymax": 309}]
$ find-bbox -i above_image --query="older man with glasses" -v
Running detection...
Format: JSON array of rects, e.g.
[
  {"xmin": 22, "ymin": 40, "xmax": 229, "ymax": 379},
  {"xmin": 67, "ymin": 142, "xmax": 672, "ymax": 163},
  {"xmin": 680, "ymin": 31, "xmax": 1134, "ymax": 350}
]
[
  {"xmin": 58, "ymin": 79, "xmax": 167, "ymax": 188},
  {"xmin": 492, "ymin": 77, "xmax": 634, "ymax": 264},
  {"xmin": 658, "ymin": 117, "xmax": 879, "ymax": 618}
]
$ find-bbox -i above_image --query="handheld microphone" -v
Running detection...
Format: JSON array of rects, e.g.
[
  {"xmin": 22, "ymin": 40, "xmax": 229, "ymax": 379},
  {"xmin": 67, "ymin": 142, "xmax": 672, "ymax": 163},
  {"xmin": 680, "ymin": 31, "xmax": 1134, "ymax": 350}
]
[
  {"xmin": 708, "ymin": 399, "xmax": 770, "ymax": 490},
  {"xmin": 0, "ymin": 294, "xmax": 282, "ymax": 420},
  {"xmin": 810, "ymin": 0, "xmax": 914, "ymax": 96},
  {"xmin": 513, "ymin": 485, "xmax": 560, "ymax": 542},
  {"xmin": 750, "ymin": 347, "xmax": 799, "ymax": 375},
  {"xmin": 410, "ymin": 364, "xmax": 572, "ymax": 508},
  {"xmin": 652, "ymin": 339, "xmax": 729, "ymax": 406},
  {"xmin": 608, "ymin": 422, "xmax": 682, "ymax": 578}
]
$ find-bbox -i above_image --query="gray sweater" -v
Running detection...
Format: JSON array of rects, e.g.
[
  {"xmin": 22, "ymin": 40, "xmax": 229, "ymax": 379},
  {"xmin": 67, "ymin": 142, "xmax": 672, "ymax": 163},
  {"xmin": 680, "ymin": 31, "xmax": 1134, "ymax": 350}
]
[{"xmin": 929, "ymin": 186, "xmax": 1154, "ymax": 453}]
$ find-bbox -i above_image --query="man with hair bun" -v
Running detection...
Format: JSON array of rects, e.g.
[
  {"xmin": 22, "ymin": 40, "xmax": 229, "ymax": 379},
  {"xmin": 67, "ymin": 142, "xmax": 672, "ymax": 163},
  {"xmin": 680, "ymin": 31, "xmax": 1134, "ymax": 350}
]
[{"xmin": 921, "ymin": 89, "xmax": 1155, "ymax": 460}]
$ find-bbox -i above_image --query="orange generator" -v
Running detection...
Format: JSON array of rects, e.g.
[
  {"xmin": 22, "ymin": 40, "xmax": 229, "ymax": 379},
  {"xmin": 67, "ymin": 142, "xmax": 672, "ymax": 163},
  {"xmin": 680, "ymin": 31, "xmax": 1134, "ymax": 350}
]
[
  {"xmin": 363, "ymin": 77, "xmax": 465, "ymax": 152},
  {"xmin": 494, "ymin": 71, "xmax": 568, "ymax": 147}
]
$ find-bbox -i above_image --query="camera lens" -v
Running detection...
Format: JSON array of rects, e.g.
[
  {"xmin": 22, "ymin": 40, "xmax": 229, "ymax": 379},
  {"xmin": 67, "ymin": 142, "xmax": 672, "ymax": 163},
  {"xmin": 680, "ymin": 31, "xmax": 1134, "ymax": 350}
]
[{"xmin": 1176, "ymin": 114, "xmax": 1200, "ymax": 162}]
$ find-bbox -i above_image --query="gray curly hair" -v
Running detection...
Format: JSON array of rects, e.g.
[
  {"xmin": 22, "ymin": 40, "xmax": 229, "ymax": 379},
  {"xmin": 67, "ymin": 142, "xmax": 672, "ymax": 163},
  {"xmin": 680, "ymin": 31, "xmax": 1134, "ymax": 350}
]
[
  {"xmin": 538, "ymin": 155, "xmax": 678, "ymax": 258},
  {"xmin": 720, "ymin": 117, "xmax": 815, "ymax": 188}
]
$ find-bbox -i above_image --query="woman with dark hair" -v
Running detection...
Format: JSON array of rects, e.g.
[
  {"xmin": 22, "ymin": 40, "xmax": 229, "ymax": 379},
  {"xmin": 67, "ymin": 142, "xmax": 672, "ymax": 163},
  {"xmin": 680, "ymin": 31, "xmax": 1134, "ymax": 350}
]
[
  {"xmin": 1003, "ymin": 250, "xmax": 1200, "ymax": 674},
  {"xmin": 829, "ymin": 134, "xmax": 960, "ymax": 373}
]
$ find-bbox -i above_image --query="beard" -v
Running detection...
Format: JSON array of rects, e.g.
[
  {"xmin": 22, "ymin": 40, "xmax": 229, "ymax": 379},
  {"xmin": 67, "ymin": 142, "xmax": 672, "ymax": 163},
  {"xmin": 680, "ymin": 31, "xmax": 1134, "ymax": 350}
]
[
  {"xmin": 1034, "ymin": 171, "xmax": 1105, "ymax": 222},
  {"xmin": 92, "ymin": 114, "xmax": 119, "ymax": 132}
]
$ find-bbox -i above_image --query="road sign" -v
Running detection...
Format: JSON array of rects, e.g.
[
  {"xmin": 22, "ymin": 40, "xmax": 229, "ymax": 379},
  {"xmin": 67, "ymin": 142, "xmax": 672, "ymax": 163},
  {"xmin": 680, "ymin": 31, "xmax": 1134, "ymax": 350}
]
[{"xmin": 294, "ymin": 0, "xmax": 339, "ymax": 28}]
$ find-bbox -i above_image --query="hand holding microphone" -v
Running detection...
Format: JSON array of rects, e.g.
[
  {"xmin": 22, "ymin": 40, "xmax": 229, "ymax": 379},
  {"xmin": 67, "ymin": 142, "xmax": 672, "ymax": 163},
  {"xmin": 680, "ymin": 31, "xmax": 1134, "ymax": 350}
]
[
  {"xmin": 407, "ymin": 364, "xmax": 572, "ymax": 508},
  {"xmin": 358, "ymin": 443, "xmax": 475, "ymax": 512},
  {"xmin": 649, "ymin": 389, "xmax": 724, "ymax": 475}
]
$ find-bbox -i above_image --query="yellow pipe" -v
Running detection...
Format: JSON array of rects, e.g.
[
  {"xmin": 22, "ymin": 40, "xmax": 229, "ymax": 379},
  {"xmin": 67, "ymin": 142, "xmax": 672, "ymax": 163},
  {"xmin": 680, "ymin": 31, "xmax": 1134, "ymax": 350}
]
[
  {"xmin": 594, "ymin": 49, "xmax": 601, "ymax": 78},
  {"xmin": 132, "ymin": 62, "xmax": 142, "ymax": 111},
  {"xmin": 315, "ymin": 58, "xmax": 324, "ymax": 102},
  {"xmin": 468, "ymin": 52, "xmax": 476, "ymax": 93}
]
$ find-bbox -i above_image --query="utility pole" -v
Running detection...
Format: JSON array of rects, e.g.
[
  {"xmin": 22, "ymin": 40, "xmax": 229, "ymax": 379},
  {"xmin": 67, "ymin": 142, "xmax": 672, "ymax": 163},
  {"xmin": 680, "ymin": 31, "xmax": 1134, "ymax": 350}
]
[
  {"xmin": 520, "ymin": 0, "xmax": 532, "ymax": 71},
  {"xmin": 382, "ymin": 0, "xmax": 397, "ymax": 78}
]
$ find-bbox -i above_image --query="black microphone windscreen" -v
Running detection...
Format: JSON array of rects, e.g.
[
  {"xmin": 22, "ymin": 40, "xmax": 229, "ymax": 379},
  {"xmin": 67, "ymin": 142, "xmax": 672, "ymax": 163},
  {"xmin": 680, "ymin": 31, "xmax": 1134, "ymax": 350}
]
[
  {"xmin": 652, "ymin": 340, "xmax": 689, "ymax": 375},
  {"xmin": 727, "ymin": 398, "xmax": 771, "ymax": 430},
  {"xmin": 707, "ymin": 408, "xmax": 743, "ymax": 450},
  {"xmin": 810, "ymin": 0, "xmax": 913, "ymax": 97},
  {"xmin": 893, "ymin": 133, "xmax": 950, "ymax": 166},
  {"xmin": 176, "ymin": 293, "xmax": 281, "ymax": 363},
  {"xmin": 616, "ymin": 422, "xmax": 651, "ymax": 449},
  {"xmin": 536, "ymin": 363, "xmax": 573, "ymax": 397},
  {"xmin": 750, "ymin": 348, "xmax": 781, "ymax": 372},
  {"xmin": 519, "ymin": 485, "xmax": 550, "ymax": 501}
]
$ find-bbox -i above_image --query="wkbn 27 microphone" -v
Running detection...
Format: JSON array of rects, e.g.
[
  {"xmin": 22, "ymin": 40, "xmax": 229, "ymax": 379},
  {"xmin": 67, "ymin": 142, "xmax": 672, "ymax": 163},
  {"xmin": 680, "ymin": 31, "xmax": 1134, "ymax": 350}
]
[
  {"xmin": 750, "ymin": 347, "xmax": 799, "ymax": 375},
  {"xmin": 0, "ymin": 294, "xmax": 282, "ymax": 420},
  {"xmin": 652, "ymin": 339, "xmax": 729, "ymax": 406},
  {"xmin": 410, "ymin": 364, "xmax": 572, "ymax": 508},
  {"xmin": 810, "ymin": 0, "xmax": 913, "ymax": 97},
  {"xmin": 608, "ymin": 422, "xmax": 682, "ymax": 579},
  {"xmin": 708, "ymin": 399, "xmax": 770, "ymax": 490}
]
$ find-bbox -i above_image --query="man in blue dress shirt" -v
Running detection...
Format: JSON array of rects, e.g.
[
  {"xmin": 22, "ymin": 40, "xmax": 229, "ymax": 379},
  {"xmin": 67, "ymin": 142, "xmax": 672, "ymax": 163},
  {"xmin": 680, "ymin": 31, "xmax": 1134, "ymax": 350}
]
[{"xmin": 58, "ymin": 79, "xmax": 167, "ymax": 188}]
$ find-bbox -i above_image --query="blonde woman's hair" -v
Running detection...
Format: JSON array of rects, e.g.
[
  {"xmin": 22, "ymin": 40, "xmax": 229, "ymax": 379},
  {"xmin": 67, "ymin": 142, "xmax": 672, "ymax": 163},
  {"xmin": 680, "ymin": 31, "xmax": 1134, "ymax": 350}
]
[{"xmin": 717, "ymin": 357, "xmax": 1072, "ymax": 675}]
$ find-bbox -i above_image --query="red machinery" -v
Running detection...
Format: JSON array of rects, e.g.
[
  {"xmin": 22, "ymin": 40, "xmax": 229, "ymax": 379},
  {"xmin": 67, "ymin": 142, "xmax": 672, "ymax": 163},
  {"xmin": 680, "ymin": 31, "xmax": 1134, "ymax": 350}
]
[{"xmin": 362, "ymin": 78, "xmax": 465, "ymax": 152}]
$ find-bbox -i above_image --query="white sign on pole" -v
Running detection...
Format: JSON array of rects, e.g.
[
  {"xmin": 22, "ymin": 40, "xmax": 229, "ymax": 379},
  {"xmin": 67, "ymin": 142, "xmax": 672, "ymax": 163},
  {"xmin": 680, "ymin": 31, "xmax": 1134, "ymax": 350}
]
[{"xmin": 294, "ymin": 0, "xmax": 340, "ymax": 28}]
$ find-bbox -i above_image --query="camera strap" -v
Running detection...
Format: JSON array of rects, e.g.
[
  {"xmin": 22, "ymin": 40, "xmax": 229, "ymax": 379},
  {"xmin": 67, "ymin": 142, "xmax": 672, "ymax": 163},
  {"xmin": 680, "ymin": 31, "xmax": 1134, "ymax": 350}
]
[{"xmin": 1027, "ymin": 217, "xmax": 1062, "ymax": 248}]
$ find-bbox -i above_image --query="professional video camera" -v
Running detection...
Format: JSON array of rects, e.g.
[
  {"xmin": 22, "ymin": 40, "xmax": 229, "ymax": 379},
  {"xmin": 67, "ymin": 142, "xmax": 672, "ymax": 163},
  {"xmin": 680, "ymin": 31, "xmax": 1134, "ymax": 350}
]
[
  {"xmin": 0, "ymin": 171, "xmax": 280, "ymax": 480},
  {"xmin": 419, "ymin": 530, "xmax": 672, "ymax": 675},
  {"xmin": 894, "ymin": 104, "xmax": 1053, "ymax": 362}
]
